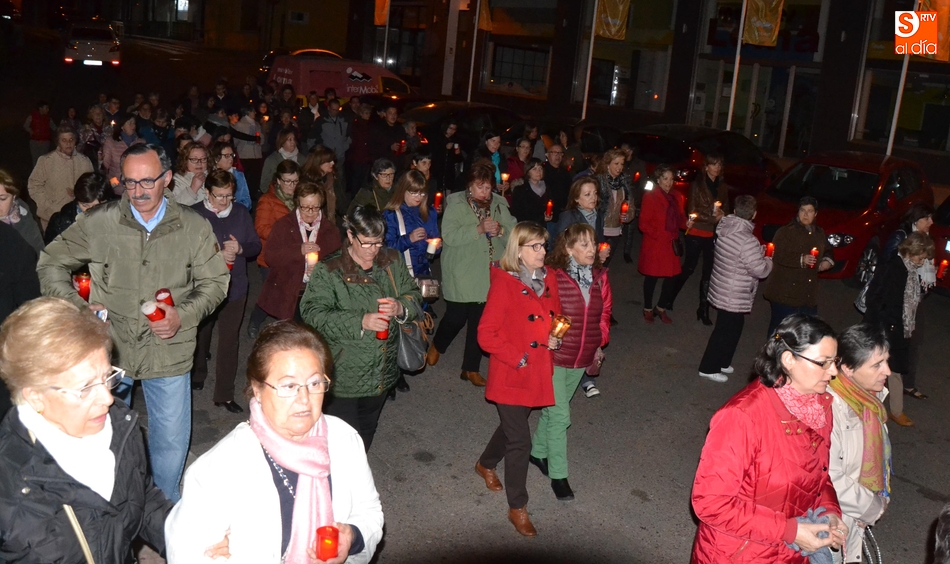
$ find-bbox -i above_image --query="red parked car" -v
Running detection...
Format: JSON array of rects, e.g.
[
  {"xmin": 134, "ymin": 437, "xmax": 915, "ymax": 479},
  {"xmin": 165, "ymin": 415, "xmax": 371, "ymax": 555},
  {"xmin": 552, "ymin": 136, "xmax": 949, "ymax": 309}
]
[
  {"xmin": 754, "ymin": 151, "xmax": 933, "ymax": 282},
  {"xmin": 927, "ymin": 197, "xmax": 950, "ymax": 291}
]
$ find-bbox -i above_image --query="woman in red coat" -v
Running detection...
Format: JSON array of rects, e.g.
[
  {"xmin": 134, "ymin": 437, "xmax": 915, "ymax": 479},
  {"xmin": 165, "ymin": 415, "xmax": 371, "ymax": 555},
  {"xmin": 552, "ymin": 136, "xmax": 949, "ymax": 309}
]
[
  {"xmin": 638, "ymin": 164, "xmax": 686, "ymax": 324},
  {"xmin": 691, "ymin": 314, "xmax": 848, "ymax": 563},
  {"xmin": 476, "ymin": 221, "xmax": 561, "ymax": 538},
  {"xmin": 256, "ymin": 181, "xmax": 342, "ymax": 321}
]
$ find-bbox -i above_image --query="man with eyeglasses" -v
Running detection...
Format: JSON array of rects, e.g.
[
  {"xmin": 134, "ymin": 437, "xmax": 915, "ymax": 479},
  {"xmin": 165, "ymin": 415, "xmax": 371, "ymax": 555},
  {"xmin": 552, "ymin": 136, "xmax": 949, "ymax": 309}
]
[
  {"xmin": 543, "ymin": 143, "xmax": 572, "ymax": 243},
  {"xmin": 38, "ymin": 143, "xmax": 230, "ymax": 502}
]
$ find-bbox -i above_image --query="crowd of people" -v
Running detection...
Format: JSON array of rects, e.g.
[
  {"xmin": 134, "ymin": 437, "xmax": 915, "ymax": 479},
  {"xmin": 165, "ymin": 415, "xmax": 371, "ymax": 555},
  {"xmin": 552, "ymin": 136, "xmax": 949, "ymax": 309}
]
[{"xmin": 1, "ymin": 79, "xmax": 949, "ymax": 563}]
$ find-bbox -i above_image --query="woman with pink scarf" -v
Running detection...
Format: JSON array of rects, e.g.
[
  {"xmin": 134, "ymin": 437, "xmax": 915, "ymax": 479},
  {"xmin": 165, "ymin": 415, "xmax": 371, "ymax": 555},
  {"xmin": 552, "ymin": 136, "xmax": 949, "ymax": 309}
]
[{"xmin": 165, "ymin": 321, "xmax": 383, "ymax": 563}]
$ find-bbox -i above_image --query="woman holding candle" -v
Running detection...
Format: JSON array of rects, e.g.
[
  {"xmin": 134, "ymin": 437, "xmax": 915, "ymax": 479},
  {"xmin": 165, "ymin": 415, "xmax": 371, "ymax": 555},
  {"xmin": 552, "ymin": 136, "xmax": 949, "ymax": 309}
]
[
  {"xmin": 595, "ymin": 148, "xmax": 634, "ymax": 256},
  {"xmin": 697, "ymin": 195, "xmax": 773, "ymax": 383},
  {"xmin": 171, "ymin": 141, "xmax": 210, "ymax": 206},
  {"xmin": 299, "ymin": 206, "xmax": 422, "ymax": 450},
  {"xmin": 510, "ymin": 158, "xmax": 552, "ymax": 225},
  {"xmin": 166, "ymin": 320, "xmax": 384, "ymax": 563},
  {"xmin": 530, "ymin": 223, "xmax": 611, "ymax": 500},
  {"xmin": 470, "ymin": 131, "xmax": 509, "ymax": 193},
  {"xmin": 476, "ymin": 222, "xmax": 561, "ymax": 536},
  {"xmin": 863, "ymin": 232, "xmax": 935, "ymax": 427},
  {"xmin": 638, "ymin": 164, "xmax": 686, "ymax": 324},
  {"xmin": 101, "ymin": 113, "xmax": 144, "ymax": 190},
  {"xmin": 691, "ymin": 314, "xmax": 848, "ymax": 562},
  {"xmin": 666, "ymin": 153, "xmax": 731, "ymax": 326},
  {"xmin": 828, "ymin": 323, "xmax": 894, "ymax": 563},
  {"xmin": 427, "ymin": 163, "xmax": 516, "ymax": 386},
  {"xmin": 190, "ymin": 170, "xmax": 262, "ymax": 412},
  {"xmin": 348, "ymin": 158, "xmax": 396, "ymax": 215},
  {"xmin": 257, "ymin": 181, "xmax": 342, "ymax": 326}
]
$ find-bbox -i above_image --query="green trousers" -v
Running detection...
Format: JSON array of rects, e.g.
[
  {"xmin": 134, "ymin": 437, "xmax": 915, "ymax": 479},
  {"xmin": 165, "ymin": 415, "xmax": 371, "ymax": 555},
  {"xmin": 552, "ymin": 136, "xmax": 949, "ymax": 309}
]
[{"xmin": 530, "ymin": 366, "xmax": 585, "ymax": 479}]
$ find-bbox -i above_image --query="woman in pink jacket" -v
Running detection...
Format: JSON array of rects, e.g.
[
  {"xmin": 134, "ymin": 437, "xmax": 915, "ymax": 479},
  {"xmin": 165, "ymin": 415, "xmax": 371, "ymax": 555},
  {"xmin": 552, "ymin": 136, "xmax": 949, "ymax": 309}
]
[
  {"xmin": 529, "ymin": 223, "xmax": 611, "ymax": 503},
  {"xmin": 697, "ymin": 195, "xmax": 773, "ymax": 383},
  {"xmin": 691, "ymin": 314, "xmax": 848, "ymax": 563}
]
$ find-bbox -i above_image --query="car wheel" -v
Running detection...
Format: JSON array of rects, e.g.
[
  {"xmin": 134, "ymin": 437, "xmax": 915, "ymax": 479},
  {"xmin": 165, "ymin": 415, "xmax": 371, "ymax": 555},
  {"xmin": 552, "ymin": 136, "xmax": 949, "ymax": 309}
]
[{"xmin": 848, "ymin": 241, "xmax": 879, "ymax": 288}]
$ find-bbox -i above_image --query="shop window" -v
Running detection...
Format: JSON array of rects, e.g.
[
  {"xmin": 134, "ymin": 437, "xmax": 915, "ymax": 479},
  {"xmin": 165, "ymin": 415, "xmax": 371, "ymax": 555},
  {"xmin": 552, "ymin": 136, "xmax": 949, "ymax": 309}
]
[
  {"xmin": 853, "ymin": 68, "xmax": 950, "ymax": 152},
  {"xmin": 483, "ymin": 44, "xmax": 551, "ymax": 98}
]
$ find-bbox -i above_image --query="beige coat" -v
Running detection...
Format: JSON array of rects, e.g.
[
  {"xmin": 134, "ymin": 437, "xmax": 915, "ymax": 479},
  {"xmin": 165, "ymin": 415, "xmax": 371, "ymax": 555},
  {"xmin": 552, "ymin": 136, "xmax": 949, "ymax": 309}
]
[
  {"xmin": 828, "ymin": 388, "xmax": 890, "ymax": 563},
  {"xmin": 27, "ymin": 150, "xmax": 94, "ymax": 228}
]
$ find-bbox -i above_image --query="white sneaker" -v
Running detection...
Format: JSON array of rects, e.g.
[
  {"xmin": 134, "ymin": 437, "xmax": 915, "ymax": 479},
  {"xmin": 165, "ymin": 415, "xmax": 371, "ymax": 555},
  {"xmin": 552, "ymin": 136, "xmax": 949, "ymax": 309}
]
[
  {"xmin": 720, "ymin": 366, "xmax": 735, "ymax": 374},
  {"xmin": 699, "ymin": 371, "xmax": 728, "ymax": 383},
  {"xmin": 583, "ymin": 384, "xmax": 601, "ymax": 398}
]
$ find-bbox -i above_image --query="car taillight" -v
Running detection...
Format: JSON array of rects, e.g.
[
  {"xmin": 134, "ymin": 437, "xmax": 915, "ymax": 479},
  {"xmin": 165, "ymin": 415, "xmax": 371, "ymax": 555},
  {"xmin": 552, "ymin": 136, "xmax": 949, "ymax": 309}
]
[
  {"xmin": 111, "ymin": 60, "xmax": 120, "ymax": 66},
  {"xmin": 64, "ymin": 57, "xmax": 74, "ymax": 63}
]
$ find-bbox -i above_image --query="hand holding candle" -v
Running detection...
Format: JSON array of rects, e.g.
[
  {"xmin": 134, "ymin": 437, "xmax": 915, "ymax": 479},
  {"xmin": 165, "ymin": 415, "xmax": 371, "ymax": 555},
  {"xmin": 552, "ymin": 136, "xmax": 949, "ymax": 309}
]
[
  {"xmin": 426, "ymin": 237, "xmax": 441, "ymax": 259},
  {"xmin": 500, "ymin": 172, "xmax": 509, "ymax": 183},
  {"xmin": 620, "ymin": 201, "xmax": 630, "ymax": 222},
  {"xmin": 550, "ymin": 314, "xmax": 572, "ymax": 339},
  {"xmin": 939, "ymin": 259, "xmax": 948, "ymax": 279},
  {"xmin": 155, "ymin": 288, "xmax": 174, "ymax": 307},
  {"xmin": 315, "ymin": 525, "xmax": 339, "ymax": 561},
  {"xmin": 765, "ymin": 242, "xmax": 775, "ymax": 258},
  {"xmin": 434, "ymin": 192, "xmax": 443, "ymax": 212},
  {"xmin": 142, "ymin": 301, "xmax": 165, "ymax": 322},
  {"xmin": 306, "ymin": 252, "xmax": 319, "ymax": 267},
  {"xmin": 74, "ymin": 273, "xmax": 91, "ymax": 301},
  {"xmin": 685, "ymin": 213, "xmax": 698, "ymax": 234},
  {"xmin": 598, "ymin": 242, "xmax": 610, "ymax": 261},
  {"xmin": 545, "ymin": 199, "xmax": 554, "ymax": 220},
  {"xmin": 376, "ymin": 302, "xmax": 390, "ymax": 340},
  {"xmin": 809, "ymin": 247, "xmax": 819, "ymax": 268}
]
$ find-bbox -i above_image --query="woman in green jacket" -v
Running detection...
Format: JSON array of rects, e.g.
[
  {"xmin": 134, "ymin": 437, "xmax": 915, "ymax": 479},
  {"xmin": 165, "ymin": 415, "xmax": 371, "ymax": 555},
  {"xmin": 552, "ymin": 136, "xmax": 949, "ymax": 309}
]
[
  {"xmin": 299, "ymin": 205, "xmax": 422, "ymax": 451},
  {"xmin": 426, "ymin": 162, "xmax": 516, "ymax": 386}
]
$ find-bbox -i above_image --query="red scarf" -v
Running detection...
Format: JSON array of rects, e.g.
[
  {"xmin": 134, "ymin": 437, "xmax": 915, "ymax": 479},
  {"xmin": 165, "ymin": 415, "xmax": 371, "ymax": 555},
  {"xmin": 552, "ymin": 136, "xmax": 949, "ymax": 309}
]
[{"xmin": 774, "ymin": 384, "xmax": 826, "ymax": 429}]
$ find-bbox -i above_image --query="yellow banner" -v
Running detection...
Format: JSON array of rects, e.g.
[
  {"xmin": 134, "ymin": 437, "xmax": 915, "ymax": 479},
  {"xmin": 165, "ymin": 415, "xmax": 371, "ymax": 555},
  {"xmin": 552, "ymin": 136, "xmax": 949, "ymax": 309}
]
[
  {"xmin": 374, "ymin": 0, "xmax": 390, "ymax": 27},
  {"xmin": 920, "ymin": 0, "xmax": 950, "ymax": 61},
  {"xmin": 742, "ymin": 0, "xmax": 785, "ymax": 47},
  {"xmin": 479, "ymin": 0, "xmax": 493, "ymax": 32},
  {"xmin": 594, "ymin": 0, "xmax": 631, "ymax": 41}
]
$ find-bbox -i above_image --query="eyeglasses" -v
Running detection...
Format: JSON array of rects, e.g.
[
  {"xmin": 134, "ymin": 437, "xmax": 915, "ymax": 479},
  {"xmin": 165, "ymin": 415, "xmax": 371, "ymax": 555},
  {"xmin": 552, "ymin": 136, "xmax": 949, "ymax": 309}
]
[
  {"xmin": 354, "ymin": 234, "xmax": 384, "ymax": 248},
  {"xmin": 278, "ymin": 177, "xmax": 299, "ymax": 185},
  {"xmin": 521, "ymin": 243, "xmax": 545, "ymax": 252},
  {"xmin": 298, "ymin": 205, "xmax": 321, "ymax": 213},
  {"xmin": 262, "ymin": 376, "xmax": 331, "ymax": 398},
  {"xmin": 218, "ymin": 153, "xmax": 235, "ymax": 160},
  {"xmin": 121, "ymin": 171, "xmax": 168, "ymax": 191},
  {"xmin": 789, "ymin": 350, "xmax": 840, "ymax": 371},
  {"xmin": 376, "ymin": 172, "xmax": 395, "ymax": 178},
  {"xmin": 406, "ymin": 190, "xmax": 426, "ymax": 197},
  {"xmin": 188, "ymin": 157, "xmax": 208, "ymax": 164},
  {"xmin": 210, "ymin": 193, "xmax": 234, "ymax": 202},
  {"xmin": 48, "ymin": 366, "xmax": 125, "ymax": 401}
]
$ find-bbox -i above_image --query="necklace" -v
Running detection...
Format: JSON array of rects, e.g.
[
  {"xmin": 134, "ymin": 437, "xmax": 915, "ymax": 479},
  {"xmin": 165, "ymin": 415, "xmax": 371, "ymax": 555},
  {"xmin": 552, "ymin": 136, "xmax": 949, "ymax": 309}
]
[{"xmin": 264, "ymin": 449, "xmax": 295, "ymax": 498}]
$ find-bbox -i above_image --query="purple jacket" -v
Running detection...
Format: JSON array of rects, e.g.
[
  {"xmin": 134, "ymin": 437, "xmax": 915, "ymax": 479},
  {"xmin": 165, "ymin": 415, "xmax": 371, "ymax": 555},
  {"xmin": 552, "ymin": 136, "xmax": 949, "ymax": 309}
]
[
  {"xmin": 191, "ymin": 202, "xmax": 261, "ymax": 301},
  {"xmin": 708, "ymin": 215, "xmax": 773, "ymax": 313}
]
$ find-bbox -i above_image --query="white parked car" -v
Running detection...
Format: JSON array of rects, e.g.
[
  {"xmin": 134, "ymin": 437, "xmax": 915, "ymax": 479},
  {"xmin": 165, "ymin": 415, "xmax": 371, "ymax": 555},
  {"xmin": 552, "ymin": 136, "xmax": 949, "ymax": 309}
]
[{"xmin": 64, "ymin": 24, "xmax": 120, "ymax": 67}]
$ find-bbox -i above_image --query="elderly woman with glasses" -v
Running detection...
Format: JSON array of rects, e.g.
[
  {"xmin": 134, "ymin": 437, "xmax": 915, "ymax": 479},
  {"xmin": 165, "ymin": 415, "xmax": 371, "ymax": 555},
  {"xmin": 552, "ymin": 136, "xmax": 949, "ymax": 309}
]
[
  {"xmin": 299, "ymin": 206, "xmax": 422, "ymax": 451},
  {"xmin": 347, "ymin": 158, "xmax": 395, "ymax": 215},
  {"xmin": 172, "ymin": 141, "xmax": 210, "ymax": 206},
  {"xmin": 166, "ymin": 321, "xmax": 384, "ymax": 563},
  {"xmin": 210, "ymin": 141, "xmax": 252, "ymax": 210},
  {"xmin": 0, "ymin": 297, "xmax": 173, "ymax": 563},
  {"xmin": 691, "ymin": 314, "xmax": 848, "ymax": 563},
  {"xmin": 190, "ymin": 170, "xmax": 262, "ymax": 412}
]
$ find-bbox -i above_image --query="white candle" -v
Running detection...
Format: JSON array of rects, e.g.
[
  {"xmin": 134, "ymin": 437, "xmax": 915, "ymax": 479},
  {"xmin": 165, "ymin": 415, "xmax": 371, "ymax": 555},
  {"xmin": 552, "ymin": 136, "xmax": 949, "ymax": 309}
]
[
  {"xmin": 306, "ymin": 252, "xmax": 319, "ymax": 267},
  {"xmin": 426, "ymin": 238, "xmax": 440, "ymax": 255}
]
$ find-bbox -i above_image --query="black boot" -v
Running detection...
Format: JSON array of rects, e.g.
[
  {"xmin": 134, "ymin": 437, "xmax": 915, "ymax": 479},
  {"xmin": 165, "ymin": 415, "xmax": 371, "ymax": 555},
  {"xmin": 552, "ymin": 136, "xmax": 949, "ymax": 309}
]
[
  {"xmin": 697, "ymin": 281, "xmax": 713, "ymax": 326},
  {"xmin": 551, "ymin": 478, "xmax": 575, "ymax": 501}
]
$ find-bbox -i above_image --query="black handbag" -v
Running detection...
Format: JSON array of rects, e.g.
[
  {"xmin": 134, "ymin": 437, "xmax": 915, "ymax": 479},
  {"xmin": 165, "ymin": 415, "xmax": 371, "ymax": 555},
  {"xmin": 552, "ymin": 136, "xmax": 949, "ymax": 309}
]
[
  {"xmin": 386, "ymin": 268, "xmax": 433, "ymax": 372},
  {"xmin": 672, "ymin": 236, "xmax": 684, "ymax": 257}
]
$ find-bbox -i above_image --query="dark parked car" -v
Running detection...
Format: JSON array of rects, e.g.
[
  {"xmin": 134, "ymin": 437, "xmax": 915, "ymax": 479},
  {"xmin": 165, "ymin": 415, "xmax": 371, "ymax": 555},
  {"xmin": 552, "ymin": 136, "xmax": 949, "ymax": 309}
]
[
  {"xmin": 399, "ymin": 102, "xmax": 523, "ymax": 156},
  {"xmin": 754, "ymin": 151, "xmax": 933, "ymax": 282},
  {"xmin": 618, "ymin": 125, "xmax": 783, "ymax": 201}
]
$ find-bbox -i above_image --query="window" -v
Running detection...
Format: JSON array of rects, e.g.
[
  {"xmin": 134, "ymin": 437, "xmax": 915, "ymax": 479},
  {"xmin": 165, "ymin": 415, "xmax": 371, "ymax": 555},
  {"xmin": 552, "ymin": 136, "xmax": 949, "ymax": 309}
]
[
  {"xmin": 486, "ymin": 45, "xmax": 551, "ymax": 97},
  {"xmin": 768, "ymin": 164, "xmax": 880, "ymax": 211},
  {"xmin": 288, "ymin": 11, "xmax": 309, "ymax": 24}
]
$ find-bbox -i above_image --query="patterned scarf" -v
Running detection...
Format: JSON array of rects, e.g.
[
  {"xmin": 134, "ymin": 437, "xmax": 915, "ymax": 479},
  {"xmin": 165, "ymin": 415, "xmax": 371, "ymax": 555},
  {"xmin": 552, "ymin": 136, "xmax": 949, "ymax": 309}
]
[
  {"xmin": 275, "ymin": 186, "xmax": 296, "ymax": 211},
  {"xmin": 515, "ymin": 264, "xmax": 546, "ymax": 296},
  {"xmin": 0, "ymin": 201, "xmax": 22, "ymax": 225},
  {"xmin": 566, "ymin": 256, "xmax": 593, "ymax": 289},
  {"xmin": 901, "ymin": 256, "xmax": 922, "ymax": 338},
  {"xmin": 661, "ymin": 189, "xmax": 683, "ymax": 236},
  {"xmin": 828, "ymin": 373, "xmax": 892, "ymax": 496},
  {"xmin": 774, "ymin": 383, "xmax": 827, "ymax": 430},
  {"xmin": 468, "ymin": 194, "xmax": 495, "ymax": 259}
]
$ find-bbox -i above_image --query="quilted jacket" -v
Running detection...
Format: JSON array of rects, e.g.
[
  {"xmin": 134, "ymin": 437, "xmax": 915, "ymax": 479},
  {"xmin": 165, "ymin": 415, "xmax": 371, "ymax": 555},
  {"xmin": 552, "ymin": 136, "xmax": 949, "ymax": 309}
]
[
  {"xmin": 552, "ymin": 267, "xmax": 611, "ymax": 369},
  {"xmin": 708, "ymin": 215, "xmax": 773, "ymax": 313},
  {"xmin": 691, "ymin": 381, "xmax": 841, "ymax": 563},
  {"xmin": 299, "ymin": 247, "xmax": 422, "ymax": 398}
]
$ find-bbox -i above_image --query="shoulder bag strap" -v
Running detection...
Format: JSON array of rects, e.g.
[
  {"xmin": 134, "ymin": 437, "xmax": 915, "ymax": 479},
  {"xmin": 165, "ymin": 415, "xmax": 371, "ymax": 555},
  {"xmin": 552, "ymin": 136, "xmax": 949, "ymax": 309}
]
[
  {"xmin": 63, "ymin": 504, "xmax": 96, "ymax": 564},
  {"xmin": 394, "ymin": 208, "xmax": 414, "ymax": 277}
]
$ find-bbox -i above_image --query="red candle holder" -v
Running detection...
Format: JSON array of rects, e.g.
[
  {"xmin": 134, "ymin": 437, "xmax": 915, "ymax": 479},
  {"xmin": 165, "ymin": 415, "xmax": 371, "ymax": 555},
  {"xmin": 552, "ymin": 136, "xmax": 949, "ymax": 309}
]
[
  {"xmin": 155, "ymin": 288, "xmax": 174, "ymax": 307},
  {"xmin": 598, "ymin": 242, "xmax": 610, "ymax": 253},
  {"xmin": 620, "ymin": 201, "xmax": 629, "ymax": 216},
  {"xmin": 545, "ymin": 200, "xmax": 554, "ymax": 216},
  {"xmin": 316, "ymin": 525, "xmax": 339, "ymax": 561},
  {"xmin": 809, "ymin": 247, "xmax": 819, "ymax": 269},
  {"xmin": 75, "ymin": 273, "xmax": 91, "ymax": 301},
  {"xmin": 434, "ymin": 192, "xmax": 443, "ymax": 211},
  {"xmin": 142, "ymin": 301, "xmax": 165, "ymax": 322},
  {"xmin": 376, "ymin": 303, "xmax": 389, "ymax": 340},
  {"xmin": 226, "ymin": 263, "xmax": 233, "ymax": 270},
  {"xmin": 765, "ymin": 243, "xmax": 775, "ymax": 258},
  {"xmin": 939, "ymin": 259, "xmax": 949, "ymax": 279}
]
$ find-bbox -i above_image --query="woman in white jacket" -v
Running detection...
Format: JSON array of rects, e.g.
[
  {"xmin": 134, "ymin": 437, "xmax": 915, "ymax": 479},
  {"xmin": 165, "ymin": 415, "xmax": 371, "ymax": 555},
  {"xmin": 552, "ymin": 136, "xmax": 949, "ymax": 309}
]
[
  {"xmin": 828, "ymin": 323, "xmax": 893, "ymax": 564},
  {"xmin": 697, "ymin": 195, "xmax": 772, "ymax": 383},
  {"xmin": 165, "ymin": 321, "xmax": 384, "ymax": 564}
]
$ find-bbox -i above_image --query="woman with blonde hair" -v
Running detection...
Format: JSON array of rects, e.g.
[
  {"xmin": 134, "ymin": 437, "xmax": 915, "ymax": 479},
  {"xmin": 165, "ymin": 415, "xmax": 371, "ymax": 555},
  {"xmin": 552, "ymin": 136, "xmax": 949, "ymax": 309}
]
[
  {"xmin": 595, "ymin": 148, "xmax": 633, "ymax": 251},
  {"xmin": 475, "ymin": 221, "xmax": 561, "ymax": 536}
]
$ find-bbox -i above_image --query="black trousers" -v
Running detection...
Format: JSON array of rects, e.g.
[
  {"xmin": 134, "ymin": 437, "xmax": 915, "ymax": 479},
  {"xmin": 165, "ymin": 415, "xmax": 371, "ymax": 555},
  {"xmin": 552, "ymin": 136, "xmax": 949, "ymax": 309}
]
[
  {"xmin": 643, "ymin": 276, "xmax": 676, "ymax": 310},
  {"xmin": 193, "ymin": 295, "xmax": 247, "ymax": 403},
  {"xmin": 432, "ymin": 301, "xmax": 486, "ymax": 372},
  {"xmin": 668, "ymin": 234, "xmax": 715, "ymax": 310},
  {"xmin": 479, "ymin": 404, "xmax": 533, "ymax": 509},
  {"xmin": 698, "ymin": 309, "xmax": 746, "ymax": 374},
  {"xmin": 324, "ymin": 393, "xmax": 389, "ymax": 452}
]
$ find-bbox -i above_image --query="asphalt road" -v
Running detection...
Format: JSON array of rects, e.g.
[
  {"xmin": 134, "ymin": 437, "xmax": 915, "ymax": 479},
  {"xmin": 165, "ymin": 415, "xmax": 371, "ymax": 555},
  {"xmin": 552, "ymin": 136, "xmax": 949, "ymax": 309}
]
[{"xmin": 2, "ymin": 29, "xmax": 949, "ymax": 564}]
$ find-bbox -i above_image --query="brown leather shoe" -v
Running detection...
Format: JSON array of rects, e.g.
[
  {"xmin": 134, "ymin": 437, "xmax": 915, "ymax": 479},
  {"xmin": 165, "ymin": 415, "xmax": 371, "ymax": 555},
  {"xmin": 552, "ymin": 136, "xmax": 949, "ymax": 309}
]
[
  {"xmin": 461, "ymin": 370, "xmax": 487, "ymax": 386},
  {"xmin": 890, "ymin": 412, "xmax": 914, "ymax": 427},
  {"xmin": 475, "ymin": 462, "xmax": 503, "ymax": 491},
  {"xmin": 508, "ymin": 506, "xmax": 537, "ymax": 537},
  {"xmin": 426, "ymin": 343, "xmax": 440, "ymax": 366}
]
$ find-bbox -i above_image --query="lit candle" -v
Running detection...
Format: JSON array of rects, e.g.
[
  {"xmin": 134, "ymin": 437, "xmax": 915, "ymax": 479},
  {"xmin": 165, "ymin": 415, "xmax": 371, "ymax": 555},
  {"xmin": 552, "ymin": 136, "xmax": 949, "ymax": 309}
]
[
  {"xmin": 643, "ymin": 180, "xmax": 654, "ymax": 191},
  {"xmin": 550, "ymin": 314, "xmax": 572, "ymax": 339},
  {"xmin": 633, "ymin": 171, "xmax": 640, "ymax": 182},
  {"xmin": 620, "ymin": 201, "xmax": 629, "ymax": 216},
  {"xmin": 598, "ymin": 242, "xmax": 610, "ymax": 255},
  {"xmin": 545, "ymin": 200, "xmax": 553, "ymax": 216},
  {"xmin": 316, "ymin": 525, "xmax": 339, "ymax": 561},
  {"xmin": 714, "ymin": 201, "xmax": 722, "ymax": 213},
  {"xmin": 142, "ymin": 301, "xmax": 165, "ymax": 322},
  {"xmin": 685, "ymin": 213, "xmax": 698, "ymax": 235},
  {"xmin": 426, "ymin": 238, "xmax": 441, "ymax": 257},
  {"xmin": 500, "ymin": 172, "xmax": 510, "ymax": 183},
  {"xmin": 376, "ymin": 303, "xmax": 389, "ymax": 340},
  {"xmin": 939, "ymin": 259, "xmax": 949, "ymax": 279},
  {"xmin": 306, "ymin": 252, "xmax": 319, "ymax": 267},
  {"xmin": 809, "ymin": 247, "xmax": 819, "ymax": 268},
  {"xmin": 155, "ymin": 288, "xmax": 174, "ymax": 307},
  {"xmin": 766, "ymin": 242, "xmax": 775, "ymax": 257},
  {"xmin": 75, "ymin": 273, "xmax": 91, "ymax": 301},
  {"xmin": 434, "ymin": 192, "xmax": 443, "ymax": 210}
]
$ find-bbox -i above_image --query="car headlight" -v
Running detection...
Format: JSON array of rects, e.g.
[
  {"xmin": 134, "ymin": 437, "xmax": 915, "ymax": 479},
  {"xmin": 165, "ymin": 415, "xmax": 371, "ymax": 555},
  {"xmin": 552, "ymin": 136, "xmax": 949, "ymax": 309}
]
[{"xmin": 826, "ymin": 233, "xmax": 854, "ymax": 248}]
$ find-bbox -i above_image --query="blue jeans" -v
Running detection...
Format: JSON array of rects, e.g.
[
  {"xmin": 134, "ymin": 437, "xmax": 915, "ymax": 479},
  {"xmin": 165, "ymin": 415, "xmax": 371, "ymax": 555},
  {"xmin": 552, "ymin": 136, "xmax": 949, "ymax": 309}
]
[
  {"xmin": 112, "ymin": 373, "xmax": 191, "ymax": 502},
  {"xmin": 766, "ymin": 303, "xmax": 818, "ymax": 339}
]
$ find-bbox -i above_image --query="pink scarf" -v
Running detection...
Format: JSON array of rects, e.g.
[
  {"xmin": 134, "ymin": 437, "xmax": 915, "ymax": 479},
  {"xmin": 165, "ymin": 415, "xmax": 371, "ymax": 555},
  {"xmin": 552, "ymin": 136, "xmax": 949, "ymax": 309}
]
[
  {"xmin": 249, "ymin": 398, "xmax": 333, "ymax": 563},
  {"xmin": 774, "ymin": 384, "xmax": 826, "ymax": 430}
]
